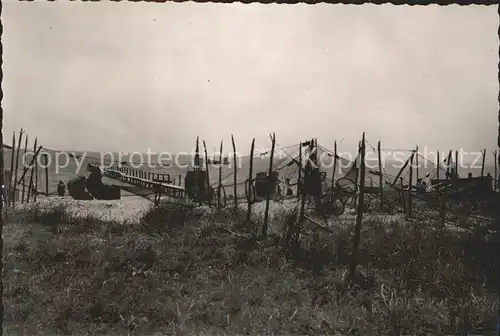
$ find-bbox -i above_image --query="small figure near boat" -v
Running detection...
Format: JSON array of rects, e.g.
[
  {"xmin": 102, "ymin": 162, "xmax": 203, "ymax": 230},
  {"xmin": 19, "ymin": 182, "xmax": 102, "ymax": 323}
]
[
  {"xmin": 416, "ymin": 178, "xmax": 427, "ymax": 194},
  {"xmin": 57, "ymin": 180, "xmax": 66, "ymax": 197},
  {"xmin": 285, "ymin": 178, "xmax": 294, "ymax": 196}
]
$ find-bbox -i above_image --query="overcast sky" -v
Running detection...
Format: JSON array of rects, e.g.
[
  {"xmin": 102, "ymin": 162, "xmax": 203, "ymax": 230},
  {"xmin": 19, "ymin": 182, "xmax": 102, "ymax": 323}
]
[{"xmin": 3, "ymin": 3, "xmax": 498, "ymax": 157}]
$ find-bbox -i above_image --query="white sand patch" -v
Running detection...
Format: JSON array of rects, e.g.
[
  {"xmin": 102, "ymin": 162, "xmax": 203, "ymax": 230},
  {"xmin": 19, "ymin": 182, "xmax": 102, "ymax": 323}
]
[
  {"xmin": 12, "ymin": 193, "xmax": 409, "ymax": 232},
  {"xmin": 15, "ymin": 196, "xmax": 153, "ymax": 223}
]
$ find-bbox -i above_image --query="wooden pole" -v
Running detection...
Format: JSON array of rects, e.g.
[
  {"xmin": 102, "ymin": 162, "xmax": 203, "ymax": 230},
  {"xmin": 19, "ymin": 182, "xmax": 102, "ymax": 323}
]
[
  {"xmin": 26, "ymin": 138, "xmax": 37, "ymax": 203},
  {"xmin": 400, "ymin": 177, "xmax": 405, "ymax": 213},
  {"xmin": 446, "ymin": 150, "xmax": 452, "ymax": 180},
  {"xmin": 298, "ymin": 141, "xmax": 310, "ymax": 222},
  {"xmin": 455, "ymin": 150, "xmax": 459, "ymax": 179},
  {"xmin": 0, "ymin": 93, "xmax": 4, "ymax": 336},
  {"xmin": 26, "ymin": 167, "xmax": 34, "ymax": 204},
  {"xmin": 17, "ymin": 146, "xmax": 43, "ymax": 188},
  {"xmin": 437, "ymin": 151, "xmax": 440, "ymax": 182},
  {"xmin": 231, "ymin": 134, "xmax": 238, "ymax": 209},
  {"xmin": 21, "ymin": 134, "xmax": 28, "ymax": 203},
  {"xmin": 203, "ymin": 140, "xmax": 211, "ymax": 208},
  {"xmin": 13, "ymin": 129, "xmax": 23, "ymax": 207},
  {"xmin": 438, "ymin": 150, "xmax": 446, "ymax": 227},
  {"xmin": 261, "ymin": 132, "xmax": 276, "ymax": 239},
  {"xmin": 246, "ymin": 138, "xmax": 255, "ymax": 222},
  {"xmin": 348, "ymin": 132, "xmax": 366, "ymax": 282},
  {"xmin": 355, "ymin": 140, "xmax": 361, "ymax": 195},
  {"xmin": 178, "ymin": 174, "xmax": 181, "ymax": 186},
  {"xmin": 195, "ymin": 136, "xmax": 201, "ymax": 205},
  {"xmin": 407, "ymin": 147, "xmax": 416, "ymax": 217},
  {"xmin": 297, "ymin": 142, "xmax": 302, "ymax": 201},
  {"xmin": 34, "ymin": 145, "xmax": 39, "ymax": 202},
  {"xmin": 390, "ymin": 153, "xmax": 414, "ymax": 188},
  {"xmin": 218, "ymin": 140, "xmax": 223, "ymax": 208},
  {"xmin": 481, "ymin": 148, "xmax": 486, "ymax": 178},
  {"xmin": 8, "ymin": 131, "xmax": 15, "ymax": 206},
  {"xmin": 416, "ymin": 149, "xmax": 419, "ymax": 183},
  {"xmin": 330, "ymin": 140, "xmax": 337, "ymax": 191},
  {"xmin": 378, "ymin": 141, "xmax": 384, "ymax": 209},
  {"xmin": 43, "ymin": 154, "xmax": 49, "ymax": 197},
  {"xmin": 312, "ymin": 138, "xmax": 320, "ymax": 207}
]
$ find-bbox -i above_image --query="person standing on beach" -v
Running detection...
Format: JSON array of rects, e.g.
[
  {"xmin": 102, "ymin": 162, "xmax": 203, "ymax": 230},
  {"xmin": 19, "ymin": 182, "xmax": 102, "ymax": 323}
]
[
  {"xmin": 285, "ymin": 178, "xmax": 294, "ymax": 197},
  {"xmin": 57, "ymin": 180, "xmax": 66, "ymax": 197}
]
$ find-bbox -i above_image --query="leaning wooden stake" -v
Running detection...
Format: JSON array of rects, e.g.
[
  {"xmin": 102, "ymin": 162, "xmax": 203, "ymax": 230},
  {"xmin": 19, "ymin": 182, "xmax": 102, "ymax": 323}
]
[
  {"xmin": 348, "ymin": 132, "xmax": 366, "ymax": 282},
  {"xmin": 298, "ymin": 140, "xmax": 310, "ymax": 224},
  {"xmin": 436, "ymin": 151, "xmax": 440, "ymax": 182},
  {"xmin": 377, "ymin": 141, "xmax": 384, "ymax": 209},
  {"xmin": 446, "ymin": 150, "xmax": 452, "ymax": 180},
  {"xmin": 203, "ymin": 140, "xmax": 211, "ymax": 208},
  {"xmin": 416, "ymin": 149, "xmax": 419, "ymax": 183},
  {"xmin": 13, "ymin": 129, "xmax": 23, "ymax": 207},
  {"xmin": 261, "ymin": 132, "xmax": 276, "ymax": 239},
  {"xmin": 246, "ymin": 138, "xmax": 255, "ymax": 222},
  {"xmin": 218, "ymin": 140, "xmax": 223, "ymax": 208},
  {"xmin": 355, "ymin": 141, "xmax": 361, "ymax": 195},
  {"xmin": 26, "ymin": 167, "xmax": 34, "ymax": 204},
  {"xmin": 297, "ymin": 142, "xmax": 302, "ymax": 201},
  {"xmin": 330, "ymin": 140, "xmax": 338, "ymax": 191},
  {"xmin": 231, "ymin": 134, "xmax": 238, "ymax": 209},
  {"xmin": 400, "ymin": 177, "xmax": 406, "ymax": 213},
  {"xmin": 407, "ymin": 147, "xmax": 416, "ymax": 217},
  {"xmin": 17, "ymin": 146, "xmax": 43, "ymax": 188},
  {"xmin": 8, "ymin": 131, "xmax": 15, "ymax": 206},
  {"xmin": 481, "ymin": 148, "xmax": 486, "ymax": 177},
  {"xmin": 21, "ymin": 134, "xmax": 28, "ymax": 203},
  {"xmin": 455, "ymin": 150, "xmax": 459, "ymax": 178},
  {"xmin": 26, "ymin": 138, "xmax": 38, "ymax": 203}
]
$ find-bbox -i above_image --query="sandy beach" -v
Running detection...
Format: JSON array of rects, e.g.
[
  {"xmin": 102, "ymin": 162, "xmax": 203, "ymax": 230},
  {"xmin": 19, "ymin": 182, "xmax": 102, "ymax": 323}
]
[{"xmin": 13, "ymin": 193, "xmax": 153, "ymax": 223}]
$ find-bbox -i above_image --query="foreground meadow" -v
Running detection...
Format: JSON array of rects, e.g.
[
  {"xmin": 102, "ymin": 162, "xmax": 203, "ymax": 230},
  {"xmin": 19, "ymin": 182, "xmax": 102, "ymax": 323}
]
[{"xmin": 3, "ymin": 199, "xmax": 499, "ymax": 335}]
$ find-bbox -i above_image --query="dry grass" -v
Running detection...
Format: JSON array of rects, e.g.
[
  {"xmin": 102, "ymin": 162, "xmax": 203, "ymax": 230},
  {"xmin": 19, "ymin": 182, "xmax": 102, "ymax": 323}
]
[{"xmin": 3, "ymin": 202, "xmax": 498, "ymax": 335}]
